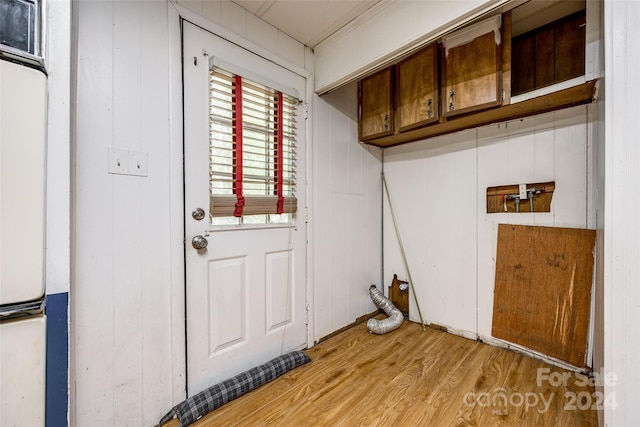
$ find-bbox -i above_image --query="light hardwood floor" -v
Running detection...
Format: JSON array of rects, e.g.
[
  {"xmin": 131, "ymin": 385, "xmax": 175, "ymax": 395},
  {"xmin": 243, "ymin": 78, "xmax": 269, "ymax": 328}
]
[{"xmin": 167, "ymin": 319, "xmax": 598, "ymax": 426}]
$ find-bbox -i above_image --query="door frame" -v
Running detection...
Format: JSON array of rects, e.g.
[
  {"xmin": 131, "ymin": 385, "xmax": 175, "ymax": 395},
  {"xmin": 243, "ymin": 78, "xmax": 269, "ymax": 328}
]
[{"xmin": 167, "ymin": 3, "xmax": 315, "ymax": 403}]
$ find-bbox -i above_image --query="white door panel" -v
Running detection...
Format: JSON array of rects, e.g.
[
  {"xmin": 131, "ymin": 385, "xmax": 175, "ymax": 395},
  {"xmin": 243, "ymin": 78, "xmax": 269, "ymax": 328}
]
[
  {"xmin": 0, "ymin": 315, "xmax": 46, "ymax": 426},
  {"xmin": 0, "ymin": 60, "xmax": 46, "ymax": 305},
  {"xmin": 183, "ymin": 22, "xmax": 308, "ymax": 395}
]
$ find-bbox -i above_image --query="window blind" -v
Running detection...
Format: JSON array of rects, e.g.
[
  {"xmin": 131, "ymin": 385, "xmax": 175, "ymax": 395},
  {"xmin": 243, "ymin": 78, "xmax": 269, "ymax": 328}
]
[{"xmin": 209, "ymin": 68, "xmax": 298, "ymax": 218}]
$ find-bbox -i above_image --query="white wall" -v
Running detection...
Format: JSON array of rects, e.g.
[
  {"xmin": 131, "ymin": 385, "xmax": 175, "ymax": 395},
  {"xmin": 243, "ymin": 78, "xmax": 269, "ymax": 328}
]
[
  {"xmin": 73, "ymin": 1, "xmax": 179, "ymax": 424},
  {"xmin": 383, "ymin": 130, "xmax": 478, "ymax": 336},
  {"xmin": 311, "ymin": 81, "xmax": 383, "ymax": 341},
  {"xmin": 383, "ymin": 106, "xmax": 594, "ymax": 354},
  {"xmin": 46, "ymin": 0, "xmax": 72, "ymax": 296},
  {"xmin": 604, "ymin": 1, "xmax": 640, "ymax": 425},
  {"xmin": 175, "ymin": 0, "xmax": 307, "ymax": 71}
]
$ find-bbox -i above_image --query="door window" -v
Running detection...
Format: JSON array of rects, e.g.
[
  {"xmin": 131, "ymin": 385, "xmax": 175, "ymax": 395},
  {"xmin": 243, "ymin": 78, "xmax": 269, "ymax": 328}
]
[{"xmin": 209, "ymin": 68, "xmax": 298, "ymax": 226}]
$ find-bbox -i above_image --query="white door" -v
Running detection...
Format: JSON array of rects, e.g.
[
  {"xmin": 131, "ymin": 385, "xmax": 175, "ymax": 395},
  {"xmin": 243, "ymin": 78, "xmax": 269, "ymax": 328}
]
[{"xmin": 183, "ymin": 22, "xmax": 308, "ymax": 395}]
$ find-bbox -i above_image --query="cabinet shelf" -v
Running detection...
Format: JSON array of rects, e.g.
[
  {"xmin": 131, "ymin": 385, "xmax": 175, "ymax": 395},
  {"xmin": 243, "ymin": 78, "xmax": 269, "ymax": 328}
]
[{"xmin": 362, "ymin": 79, "xmax": 597, "ymax": 148}]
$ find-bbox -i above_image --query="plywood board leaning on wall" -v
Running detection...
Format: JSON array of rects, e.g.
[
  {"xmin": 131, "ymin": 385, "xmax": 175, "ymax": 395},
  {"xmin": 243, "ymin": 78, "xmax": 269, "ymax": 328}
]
[{"xmin": 492, "ymin": 224, "xmax": 596, "ymax": 368}]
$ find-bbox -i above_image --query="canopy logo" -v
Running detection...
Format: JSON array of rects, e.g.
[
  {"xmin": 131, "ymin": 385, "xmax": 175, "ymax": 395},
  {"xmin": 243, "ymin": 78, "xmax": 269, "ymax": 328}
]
[
  {"xmin": 462, "ymin": 368, "xmax": 619, "ymax": 416},
  {"xmin": 463, "ymin": 388, "xmax": 554, "ymax": 415}
]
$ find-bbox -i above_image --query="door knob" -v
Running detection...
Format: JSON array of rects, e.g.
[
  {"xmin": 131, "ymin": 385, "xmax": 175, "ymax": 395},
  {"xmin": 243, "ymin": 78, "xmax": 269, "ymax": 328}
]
[
  {"xmin": 192, "ymin": 235, "xmax": 208, "ymax": 250},
  {"xmin": 192, "ymin": 208, "xmax": 205, "ymax": 220}
]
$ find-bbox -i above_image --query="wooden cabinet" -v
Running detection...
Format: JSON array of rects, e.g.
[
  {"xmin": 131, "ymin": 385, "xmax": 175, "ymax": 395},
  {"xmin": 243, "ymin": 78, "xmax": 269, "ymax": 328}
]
[
  {"xmin": 395, "ymin": 43, "xmax": 439, "ymax": 132},
  {"xmin": 441, "ymin": 15, "xmax": 503, "ymax": 118},
  {"xmin": 355, "ymin": 5, "xmax": 593, "ymax": 148},
  {"xmin": 358, "ymin": 67, "xmax": 393, "ymax": 141},
  {"xmin": 512, "ymin": 11, "xmax": 586, "ymax": 96}
]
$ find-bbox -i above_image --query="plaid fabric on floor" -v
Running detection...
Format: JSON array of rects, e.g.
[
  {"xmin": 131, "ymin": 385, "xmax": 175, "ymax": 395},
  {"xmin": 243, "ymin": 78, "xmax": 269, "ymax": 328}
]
[{"xmin": 158, "ymin": 350, "xmax": 311, "ymax": 427}]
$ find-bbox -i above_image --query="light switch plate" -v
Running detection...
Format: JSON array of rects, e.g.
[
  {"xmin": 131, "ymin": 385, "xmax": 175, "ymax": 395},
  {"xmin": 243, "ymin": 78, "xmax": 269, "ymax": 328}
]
[
  {"xmin": 128, "ymin": 151, "xmax": 148, "ymax": 177},
  {"xmin": 108, "ymin": 148, "xmax": 148, "ymax": 177},
  {"xmin": 108, "ymin": 148, "xmax": 129, "ymax": 175}
]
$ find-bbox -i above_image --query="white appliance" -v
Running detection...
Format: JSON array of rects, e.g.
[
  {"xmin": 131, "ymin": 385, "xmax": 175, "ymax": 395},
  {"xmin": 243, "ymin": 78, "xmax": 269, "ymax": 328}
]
[{"xmin": 0, "ymin": 2, "xmax": 47, "ymax": 423}]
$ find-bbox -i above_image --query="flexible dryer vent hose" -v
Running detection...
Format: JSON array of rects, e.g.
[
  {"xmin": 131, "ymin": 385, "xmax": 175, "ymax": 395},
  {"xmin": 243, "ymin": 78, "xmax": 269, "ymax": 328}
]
[{"xmin": 367, "ymin": 285, "xmax": 404, "ymax": 334}]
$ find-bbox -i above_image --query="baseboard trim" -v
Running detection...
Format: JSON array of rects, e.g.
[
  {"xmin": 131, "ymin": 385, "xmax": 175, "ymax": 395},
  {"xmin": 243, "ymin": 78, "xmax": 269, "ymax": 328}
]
[{"xmin": 316, "ymin": 309, "xmax": 381, "ymax": 344}]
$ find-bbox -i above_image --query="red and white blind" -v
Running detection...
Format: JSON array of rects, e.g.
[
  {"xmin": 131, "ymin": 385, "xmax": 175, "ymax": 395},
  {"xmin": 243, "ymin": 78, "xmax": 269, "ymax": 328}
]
[{"xmin": 208, "ymin": 68, "xmax": 298, "ymax": 218}]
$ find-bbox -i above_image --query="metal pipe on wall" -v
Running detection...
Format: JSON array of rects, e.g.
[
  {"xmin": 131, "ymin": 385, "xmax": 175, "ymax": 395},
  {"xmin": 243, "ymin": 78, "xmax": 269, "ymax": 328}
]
[{"xmin": 381, "ymin": 171, "xmax": 426, "ymax": 331}]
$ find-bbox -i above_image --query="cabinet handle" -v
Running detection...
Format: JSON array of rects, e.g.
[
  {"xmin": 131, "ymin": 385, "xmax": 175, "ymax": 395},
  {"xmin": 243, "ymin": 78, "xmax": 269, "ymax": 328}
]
[
  {"xmin": 427, "ymin": 98, "xmax": 433, "ymax": 118},
  {"xmin": 449, "ymin": 90, "xmax": 455, "ymax": 112},
  {"xmin": 384, "ymin": 113, "xmax": 389, "ymax": 131}
]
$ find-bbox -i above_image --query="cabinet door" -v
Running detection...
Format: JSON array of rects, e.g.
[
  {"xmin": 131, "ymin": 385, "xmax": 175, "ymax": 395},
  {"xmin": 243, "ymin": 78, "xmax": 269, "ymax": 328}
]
[
  {"xmin": 511, "ymin": 10, "xmax": 586, "ymax": 96},
  {"xmin": 554, "ymin": 12, "xmax": 586, "ymax": 83},
  {"xmin": 442, "ymin": 15, "xmax": 503, "ymax": 117},
  {"xmin": 396, "ymin": 43, "xmax": 439, "ymax": 132},
  {"xmin": 358, "ymin": 67, "xmax": 393, "ymax": 141}
]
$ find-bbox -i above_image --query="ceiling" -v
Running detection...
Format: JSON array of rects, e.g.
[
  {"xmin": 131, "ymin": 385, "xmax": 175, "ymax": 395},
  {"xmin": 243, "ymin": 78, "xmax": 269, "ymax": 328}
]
[
  {"xmin": 231, "ymin": 0, "xmax": 386, "ymax": 48},
  {"xmin": 230, "ymin": 0, "xmax": 587, "ymax": 49}
]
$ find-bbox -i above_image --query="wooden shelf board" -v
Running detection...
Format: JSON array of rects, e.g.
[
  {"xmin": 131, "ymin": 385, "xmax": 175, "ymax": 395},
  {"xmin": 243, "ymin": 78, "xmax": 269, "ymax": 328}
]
[{"xmin": 363, "ymin": 79, "xmax": 598, "ymax": 148}]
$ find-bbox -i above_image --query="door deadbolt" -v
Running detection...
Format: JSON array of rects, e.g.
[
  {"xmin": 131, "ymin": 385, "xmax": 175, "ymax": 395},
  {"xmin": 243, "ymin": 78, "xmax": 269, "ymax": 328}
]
[
  {"xmin": 192, "ymin": 207, "xmax": 205, "ymax": 221},
  {"xmin": 192, "ymin": 235, "xmax": 208, "ymax": 250}
]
